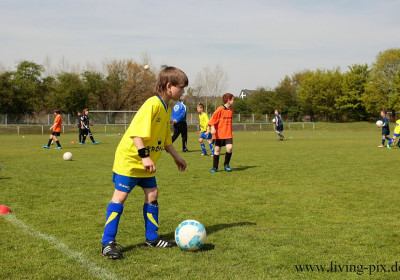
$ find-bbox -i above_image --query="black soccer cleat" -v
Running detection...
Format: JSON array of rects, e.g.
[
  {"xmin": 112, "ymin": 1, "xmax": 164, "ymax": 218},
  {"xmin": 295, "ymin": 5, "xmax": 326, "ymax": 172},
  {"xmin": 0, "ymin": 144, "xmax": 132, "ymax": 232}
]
[
  {"xmin": 101, "ymin": 241, "xmax": 123, "ymax": 259},
  {"xmin": 145, "ymin": 236, "xmax": 177, "ymax": 248}
]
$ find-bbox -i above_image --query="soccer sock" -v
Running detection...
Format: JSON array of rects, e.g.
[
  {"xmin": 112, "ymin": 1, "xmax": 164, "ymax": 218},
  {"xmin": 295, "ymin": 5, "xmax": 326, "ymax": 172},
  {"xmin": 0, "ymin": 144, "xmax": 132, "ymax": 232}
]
[
  {"xmin": 278, "ymin": 132, "xmax": 283, "ymax": 137},
  {"xmin": 56, "ymin": 140, "xmax": 61, "ymax": 147},
  {"xmin": 209, "ymin": 143, "xmax": 214, "ymax": 154},
  {"xmin": 47, "ymin": 139, "xmax": 52, "ymax": 147},
  {"xmin": 224, "ymin": 152, "xmax": 232, "ymax": 166},
  {"xmin": 82, "ymin": 136, "xmax": 86, "ymax": 143},
  {"xmin": 386, "ymin": 136, "xmax": 391, "ymax": 141},
  {"xmin": 382, "ymin": 138, "xmax": 386, "ymax": 145},
  {"xmin": 79, "ymin": 133, "xmax": 82, "ymax": 143},
  {"xmin": 213, "ymin": 155, "xmax": 220, "ymax": 169},
  {"xmin": 388, "ymin": 138, "xmax": 393, "ymax": 146},
  {"xmin": 200, "ymin": 143, "xmax": 207, "ymax": 154},
  {"xmin": 102, "ymin": 202, "xmax": 124, "ymax": 245},
  {"xmin": 90, "ymin": 136, "xmax": 95, "ymax": 143},
  {"xmin": 143, "ymin": 201, "xmax": 159, "ymax": 241}
]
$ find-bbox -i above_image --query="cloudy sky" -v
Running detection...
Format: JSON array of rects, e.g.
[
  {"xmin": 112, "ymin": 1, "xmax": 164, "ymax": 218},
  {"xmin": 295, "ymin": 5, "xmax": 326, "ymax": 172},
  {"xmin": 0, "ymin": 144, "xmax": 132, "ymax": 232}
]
[{"xmin": 1, "ymin": 0, "xmax": 399, "ymax": 94}]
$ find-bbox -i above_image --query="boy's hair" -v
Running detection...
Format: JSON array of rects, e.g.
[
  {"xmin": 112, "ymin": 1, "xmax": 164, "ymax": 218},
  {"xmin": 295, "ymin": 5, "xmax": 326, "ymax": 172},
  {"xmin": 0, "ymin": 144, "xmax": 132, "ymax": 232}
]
[
  {"xmin": 381, "ymin": 110, "xmax": 387, "ymax": 115},
  {"xmin": 156, "ymin": 66, "xmax": 188, "ymax": 95},
  {"xmin": 54, "ymin": 109, "xmax": 60, "ymax": 114},
  {"xmin": 77, "ymin": 110, "xmax": 82, "ymax": 113},
  {"xmin": 275, "ymin": 109, "xmax": 279, "ymax": 113},
  {"xmin": 197, "ymin": 103, "xmax": 204, "ymax": 110},
  {"xmin": 222, "ymin": 93, "xmax": 234, "ymax": 104}
]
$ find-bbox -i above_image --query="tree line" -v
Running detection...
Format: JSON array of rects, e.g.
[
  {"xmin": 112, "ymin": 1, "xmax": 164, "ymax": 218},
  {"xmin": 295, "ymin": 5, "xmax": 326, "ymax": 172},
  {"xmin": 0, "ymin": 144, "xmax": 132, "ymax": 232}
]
[
  {"xmin": 0, "ymin": 59, "xmax": 157, "ymax": 114},
  {"xmin": 233, "ymin": 49, "xmax": 400, "ymax": 121},
  {"xmin": 1, "ymin": 48, "xmax": 400, "ymax": 122}
]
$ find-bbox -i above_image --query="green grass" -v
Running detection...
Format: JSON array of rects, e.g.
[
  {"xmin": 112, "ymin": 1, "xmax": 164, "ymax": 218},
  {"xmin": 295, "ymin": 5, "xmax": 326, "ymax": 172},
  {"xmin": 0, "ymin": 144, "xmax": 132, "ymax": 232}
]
[{"xmin": 1, "ymin": 123, "xmax": 400, "ymax": 279}]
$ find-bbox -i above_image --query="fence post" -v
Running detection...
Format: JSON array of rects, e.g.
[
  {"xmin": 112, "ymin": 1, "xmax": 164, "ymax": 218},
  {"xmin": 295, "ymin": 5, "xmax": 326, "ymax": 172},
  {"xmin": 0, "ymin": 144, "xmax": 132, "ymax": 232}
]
[
  {"xmin": 105, "ymin": 125, "xmax": 106, "ymax": 133},
  {"xmin": 244, "ymin": 124, "xmax": 246, "ymax": 130},
  {"xmin": 238, "ymin": 114, "xmax": 240, "ymax": 122},
  {"xmin": 42, "ymin": 126, "xmax": 44, "ymax": 135},
  {"xmin": 5, "ymin": 114, "xmax": 7, "ymax": 126},
  {"xmin": 252, "ymin": 114, "xmax": 254, "ymax": 123},
  {"xmin": 303, "ymin": 123, "xmax": 305, "ymax": 129},
  {"xmin": 289, "ymin": 123, "xmax": 290, "ymax": 130},
  {"xmin": 313, "ymin": 122, "xmax": 315, "ymax": 130},
  {"xmin": 17, "ymin": 126, "xmax": 19, "ymax": 134},
  {"xmin": 260, "ymin": 124, "xmax": 261, "ymax": 131},
  {"xmin": 266, "ymin": 114, "xmax": 268, "ymax": 122},
  {"xmin": 48, "ymin": 114, "xmax": 50, "ymax": 125}
]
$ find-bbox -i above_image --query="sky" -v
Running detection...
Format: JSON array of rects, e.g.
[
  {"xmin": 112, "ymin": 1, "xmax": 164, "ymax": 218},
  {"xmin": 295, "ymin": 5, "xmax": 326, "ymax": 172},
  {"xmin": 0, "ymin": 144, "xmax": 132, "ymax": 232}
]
[{"xmin": 0, "ymin": 0, "xmax": 399, "ymax": 95}]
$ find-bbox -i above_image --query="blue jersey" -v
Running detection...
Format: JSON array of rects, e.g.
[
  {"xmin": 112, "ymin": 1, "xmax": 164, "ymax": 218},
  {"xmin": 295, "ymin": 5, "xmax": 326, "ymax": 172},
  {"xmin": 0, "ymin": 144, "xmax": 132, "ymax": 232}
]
[
  {"xmin": 171, "ymin": 101, "xmax": 187, "ymax": 123},
  {"xmin": 275, "ymin": 114, "xmax": 283, "ymax": 126},
  {"xmin": 382, "ymin": 116, "xmax": 390, "ymax": 134}
]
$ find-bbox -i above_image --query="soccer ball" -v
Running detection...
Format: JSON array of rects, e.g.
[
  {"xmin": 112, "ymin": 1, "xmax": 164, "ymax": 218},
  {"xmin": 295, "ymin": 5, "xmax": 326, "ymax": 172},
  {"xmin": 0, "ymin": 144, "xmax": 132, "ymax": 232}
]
[
  {"xmin": 376, "ymin": 120, "xmax": 383, "ymax": 127},
  {"xmin": 63, "ymin": 152, "xmax": 73, "ymax": 161},
  {"xmin": 271, "ymin": 118, "xmax": 275, "ymax": 123},
  {"xmin": 175, "ymin": 220, "xmax": 206, "ymax": 251},
  {"xmin": 144, "ymin": 64, "xmax": 149, "ymax": 70}
]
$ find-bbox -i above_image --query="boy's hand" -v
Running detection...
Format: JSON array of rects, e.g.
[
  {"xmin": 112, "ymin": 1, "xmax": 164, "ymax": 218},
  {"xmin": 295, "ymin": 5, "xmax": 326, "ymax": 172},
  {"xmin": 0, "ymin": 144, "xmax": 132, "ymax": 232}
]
[
  {"xmin": 174, "ymin": 156, "xmax": 187, "ymax": 171},
  {"xmin": 211, "ymin": 127, "xmax": 216, "ymax": 135},
  {"xmin": 142, "ymin": 157, "xmax": 156, "ymax": 173}
]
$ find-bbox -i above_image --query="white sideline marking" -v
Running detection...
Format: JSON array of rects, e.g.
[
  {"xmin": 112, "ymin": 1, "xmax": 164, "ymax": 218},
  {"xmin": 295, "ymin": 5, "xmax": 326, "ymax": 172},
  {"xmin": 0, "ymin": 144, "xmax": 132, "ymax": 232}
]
[{"xmin": 4, "ymin": 214, "xmax": 119, "ymax": 280}]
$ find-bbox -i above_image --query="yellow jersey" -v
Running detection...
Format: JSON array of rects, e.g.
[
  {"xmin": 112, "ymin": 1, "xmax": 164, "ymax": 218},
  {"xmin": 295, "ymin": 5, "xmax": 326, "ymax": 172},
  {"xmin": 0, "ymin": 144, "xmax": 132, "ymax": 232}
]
[
  {"xmin": 395, "ymin": 119, "xmax": 400, "ymax": 134},
  {"xmin": 199, "ymin": 112, "xmax": 210, "ymax": 132},
  {"xmin": 113, "ymin": 95, "xmax": 172, "ymax": 178}
]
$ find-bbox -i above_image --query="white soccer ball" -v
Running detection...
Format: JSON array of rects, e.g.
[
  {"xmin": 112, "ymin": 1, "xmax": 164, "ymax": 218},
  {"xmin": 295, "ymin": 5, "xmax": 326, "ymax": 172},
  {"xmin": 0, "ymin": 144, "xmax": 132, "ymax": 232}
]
[
  {"xmin": 63, "ymin": 152, "xmax": 73, "ymax": 161},
  {"xmin": 144, "ymin": 64, "xmax": 149, "ymax": 70},
  {"xmin": 271, "ymin": 118, "xmax": 276, "ymax": 123},
  {"xmin": 175, "ymin": 220, "xmax": 206, "ymax": 251},
  {"xmin": 376, "ymin": 120, "xmax": 383, "ymax": 127}
]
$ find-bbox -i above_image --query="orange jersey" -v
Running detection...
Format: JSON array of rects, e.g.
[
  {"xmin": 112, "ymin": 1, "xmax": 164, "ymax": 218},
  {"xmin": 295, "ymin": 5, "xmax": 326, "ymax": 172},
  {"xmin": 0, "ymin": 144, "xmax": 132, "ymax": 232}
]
[
  {"xmin": 208, "ymin": 105, "xmax": 233, "ymax": 139},
  {"xmin": 53, "ymin": 115, "xmax": 62, "ymax": 132}
]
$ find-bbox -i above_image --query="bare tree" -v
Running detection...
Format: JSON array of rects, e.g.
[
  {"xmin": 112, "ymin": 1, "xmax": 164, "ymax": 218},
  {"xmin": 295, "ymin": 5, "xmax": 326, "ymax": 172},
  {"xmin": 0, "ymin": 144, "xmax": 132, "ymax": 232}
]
[{"xmin": 194, "ymin": 64, "xmax": 229, "ymax": 113}]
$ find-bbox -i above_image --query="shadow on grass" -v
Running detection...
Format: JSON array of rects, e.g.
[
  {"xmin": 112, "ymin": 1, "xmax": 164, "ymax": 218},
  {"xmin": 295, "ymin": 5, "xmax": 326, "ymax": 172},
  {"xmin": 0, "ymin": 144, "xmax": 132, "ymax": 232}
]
[
  {"xmin": 0, "ymin": 177, "xmax": 11, "ymax": 180},
  {"xmin": 231, "ymin": 165, "xmax": 258, "ymax": 172},
  {"xmin": 122, "ymin": 221, "xmax": 256, "ymax": 253}
]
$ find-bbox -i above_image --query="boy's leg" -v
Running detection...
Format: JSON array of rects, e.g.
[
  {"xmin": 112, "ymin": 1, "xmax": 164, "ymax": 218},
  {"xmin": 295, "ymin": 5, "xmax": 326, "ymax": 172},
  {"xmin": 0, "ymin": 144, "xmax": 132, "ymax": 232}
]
[
  {"xmin": 211, "ymin": 146, "xmax": 221, "ymax": 172},
  {"xmin": 101, "ymin": 189, "xmax": 128, "ymax": 259},
  {"xmin": 207, "ymin": 140, "xmax": 214, "ymax": 155},
  {"xmin": 171, "ymin": 123, "xmax": 181, "ymax": 143},
  {"xmin": 224, "ymin": 144, "xmax": 233, "ymax": 171},
  {"xmin": 53, "ymin": 135, "xmax": 61, "ymax": 148},
  {"xmin": 199, "ymin": 138, "xmax": 207, "ymax": 155},
  {"xmin": 142, "ymin": 187, "xmax": 176, "ymax": 247},
  {"xmin": 78, "ymin": 129, "xmax": 82, "ymax": 143},
  {"xmin": 181, "ymin": 122, "xmax": 188, "ymax": 151}
]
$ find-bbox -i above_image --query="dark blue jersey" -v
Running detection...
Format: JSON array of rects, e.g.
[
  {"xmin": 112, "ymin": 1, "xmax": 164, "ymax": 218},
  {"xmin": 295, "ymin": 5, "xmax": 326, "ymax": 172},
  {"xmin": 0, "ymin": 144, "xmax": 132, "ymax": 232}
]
[
  {"xmin": 275, "ymin": 114, "xmax": 283, "ymax": 126},
  {"xmin": 382, "ymin": 116, "xmax": 390, "ymax": 134}
]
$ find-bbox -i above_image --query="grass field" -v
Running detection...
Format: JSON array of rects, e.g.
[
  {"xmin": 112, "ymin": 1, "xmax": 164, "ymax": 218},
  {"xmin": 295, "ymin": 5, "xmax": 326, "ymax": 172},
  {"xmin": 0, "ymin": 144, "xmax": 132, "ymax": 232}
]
[{"xmin": 1, "ymin": 123, "xmax": 400, "ymax": 280}]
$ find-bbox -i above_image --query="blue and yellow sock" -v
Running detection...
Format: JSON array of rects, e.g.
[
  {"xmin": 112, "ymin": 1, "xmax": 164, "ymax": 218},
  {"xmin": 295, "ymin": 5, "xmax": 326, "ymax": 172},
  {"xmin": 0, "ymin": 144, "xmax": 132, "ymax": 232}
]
[
  {"xmin": 200, "ymin": 143, "xmax": 207, "ymax": 154},
  {"xmin": 209, "ymin": 143, "xmax": 214, "ymax": 154},
  {"xmin": 102, "ymin": 202, "xmax": 124, "ymax": 245},
  {"xmin": 143, "ymin": 201, "xmax": 159, "ymax": 241}
]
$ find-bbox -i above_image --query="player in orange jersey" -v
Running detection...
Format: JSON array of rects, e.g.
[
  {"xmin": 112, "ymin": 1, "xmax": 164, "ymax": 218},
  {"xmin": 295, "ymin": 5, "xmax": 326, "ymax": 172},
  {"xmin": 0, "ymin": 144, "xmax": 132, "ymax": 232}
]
[
  {"xmin": 208, "ymin": 93, "xmax": 234, "ymax": 173},
  {"xmin": 43, "ymin": 109, "xmax": 63, "ymax": 150}
]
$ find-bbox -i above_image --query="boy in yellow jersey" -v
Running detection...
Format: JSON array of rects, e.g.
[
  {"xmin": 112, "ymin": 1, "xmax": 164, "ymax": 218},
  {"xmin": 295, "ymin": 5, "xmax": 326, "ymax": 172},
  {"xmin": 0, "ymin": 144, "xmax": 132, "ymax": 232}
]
[
  {"xmin": 101, "ymin": 66, "xmax": 188, "ymax": 259},
  {"xmin": 197, "ymin": 103, "xmax": 214, "ymax": 156},
  {"xmin": 386, "ymin": 119, "xmax": 400, "ymax": 149}
]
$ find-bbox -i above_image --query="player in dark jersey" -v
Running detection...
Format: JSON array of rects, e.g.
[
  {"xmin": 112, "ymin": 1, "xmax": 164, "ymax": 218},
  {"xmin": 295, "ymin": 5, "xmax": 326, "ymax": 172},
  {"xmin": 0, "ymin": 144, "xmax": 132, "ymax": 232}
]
[
  {"xmin": 81, "ymin": 108, "xmax": 99, "ymax": 145},
  {"xmin": 76, "ymin": 110, "xmax": 83, "ymax": 144},
  {"xmin": 274, "ymin": 109, "xmax": 284, "ymax": 141}
]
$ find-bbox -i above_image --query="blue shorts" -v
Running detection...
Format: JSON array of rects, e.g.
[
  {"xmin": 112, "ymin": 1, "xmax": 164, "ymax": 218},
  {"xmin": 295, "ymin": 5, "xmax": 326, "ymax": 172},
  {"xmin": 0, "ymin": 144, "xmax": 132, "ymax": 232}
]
[
  {"xmin": 276, "ymin": 125, "xmax": 283, "ymax": 132},
  {"xmin": 112, "ymin": 173, "xmax": 157, "ymax": 193},
  {"xmin": 200, "ymin": 131, "xmax": 212, "ymax": 140}
]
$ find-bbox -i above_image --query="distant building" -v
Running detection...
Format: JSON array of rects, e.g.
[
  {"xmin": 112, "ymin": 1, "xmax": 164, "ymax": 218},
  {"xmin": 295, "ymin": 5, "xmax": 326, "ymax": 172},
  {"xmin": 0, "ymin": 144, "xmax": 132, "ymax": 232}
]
[{"xmin": 239, "ymin": 89, "xmax": 255, "ymax": 99}]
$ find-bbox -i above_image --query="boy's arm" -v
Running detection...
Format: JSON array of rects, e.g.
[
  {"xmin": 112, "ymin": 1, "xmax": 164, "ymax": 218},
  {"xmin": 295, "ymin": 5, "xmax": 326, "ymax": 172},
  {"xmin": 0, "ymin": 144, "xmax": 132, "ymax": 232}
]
[
  {"xmin": 132, "ymin": 137, "xmax": 156, "ymax": 173},
  {"xmin": 165, "ymin": 144, "xmax": 186, "ymax": 171}
]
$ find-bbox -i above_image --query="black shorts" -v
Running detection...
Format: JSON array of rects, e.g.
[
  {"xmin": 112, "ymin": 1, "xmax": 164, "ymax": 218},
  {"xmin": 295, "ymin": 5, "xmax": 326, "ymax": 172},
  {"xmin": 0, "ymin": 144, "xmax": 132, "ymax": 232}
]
[
  {"xmin": 214, "ymin": 138, "xmax": 233, "ymax": 147},
  {"xmin": 382, "ymin": 128, "xmax": 390, "ymax": 136},
  {"xmin": 276, "ymin": 125, "xmax": 283, "ymax": 132},
  {"xmin": 82, "ymin": 128, "xmax": 92, "ymax": 136},
  {"xmin": 52, "ymin": 132, "xmax": 61, "ymax": 136}
]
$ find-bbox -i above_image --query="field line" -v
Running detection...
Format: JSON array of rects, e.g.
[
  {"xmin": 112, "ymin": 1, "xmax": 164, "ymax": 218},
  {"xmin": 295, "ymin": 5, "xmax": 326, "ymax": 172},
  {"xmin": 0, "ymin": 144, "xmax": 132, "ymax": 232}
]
[{"xmin": 4, "ymin": 214, "xmax": 120, "ymax": 280}]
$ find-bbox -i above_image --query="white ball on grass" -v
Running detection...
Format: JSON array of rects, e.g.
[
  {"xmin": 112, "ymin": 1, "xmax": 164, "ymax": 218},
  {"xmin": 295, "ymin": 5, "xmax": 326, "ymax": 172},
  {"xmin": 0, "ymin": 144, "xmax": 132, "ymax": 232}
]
[{"xmin": 63, "ymin": 152, "xmax": 73, "ymax": 161}]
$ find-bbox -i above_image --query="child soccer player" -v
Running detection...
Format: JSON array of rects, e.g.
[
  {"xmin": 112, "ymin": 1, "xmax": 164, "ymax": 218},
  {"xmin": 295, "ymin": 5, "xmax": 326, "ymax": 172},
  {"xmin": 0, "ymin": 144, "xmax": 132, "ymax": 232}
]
[
  {"xmin": 81, "ymin": 108, "xmax": 99, "ymax": 145},
  {"xmin": 208, "ymin": 93, "xmax": 234, "ymax": 173},
  {"xmin": 386, "ymin": 119, "xmax": 400, "ymax": 149},
  {"xmin": 378, "ymin": 110, "xmax": 391, "ymax": 148},
  {"xmin": 197, "ymin": 103, "xmax": 214, "ymax": 156},
  {"xmin": 43, "ymin": 109, "xmax": 62, "ymax": 150},
  {"xmin": 274, "ymin": 109, "xmax": 284, "ymax": 140},
  {"xmin": 76, "ymin": 110, "xmax": 83, "ymax": 143},
  {"xmin": 101, "ymin": 66, "xmax": 188, "ymax": 259}
]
